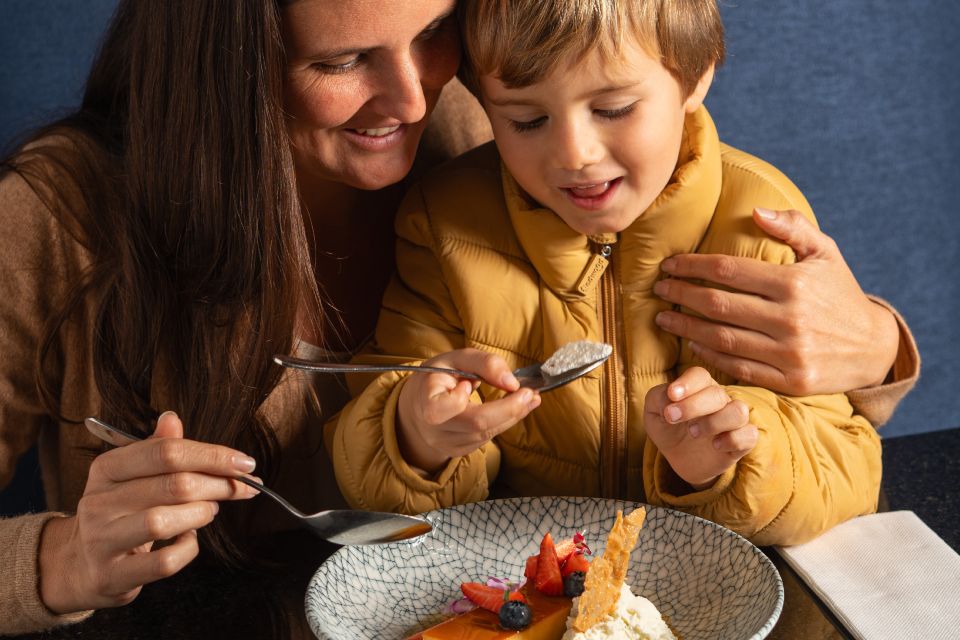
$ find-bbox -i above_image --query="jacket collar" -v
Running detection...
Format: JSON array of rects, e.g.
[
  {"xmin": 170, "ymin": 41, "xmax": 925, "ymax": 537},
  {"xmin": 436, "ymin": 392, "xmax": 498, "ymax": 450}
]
[{"xmin": 505, "ymin": 106, "xmax": 723, "ymax": 297}]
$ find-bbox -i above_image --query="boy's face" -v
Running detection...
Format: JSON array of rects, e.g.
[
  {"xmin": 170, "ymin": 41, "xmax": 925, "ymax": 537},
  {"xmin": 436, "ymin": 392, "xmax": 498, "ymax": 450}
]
[{"xmin": 480, "ymin": 38, "xmax": 710, "ymax": 236}]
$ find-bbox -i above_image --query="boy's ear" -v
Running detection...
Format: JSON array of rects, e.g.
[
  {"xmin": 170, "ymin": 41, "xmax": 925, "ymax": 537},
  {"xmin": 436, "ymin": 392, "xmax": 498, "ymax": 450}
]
[{"xmin": 684, "ymin": 63, "xmax": 715, "ymax": 113}]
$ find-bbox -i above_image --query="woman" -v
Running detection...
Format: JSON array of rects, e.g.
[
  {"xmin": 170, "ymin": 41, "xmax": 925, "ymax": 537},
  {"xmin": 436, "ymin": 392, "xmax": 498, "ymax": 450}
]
[{"xmin": 0, "ymin": 0, "xmax": 916, "ymax": 634}]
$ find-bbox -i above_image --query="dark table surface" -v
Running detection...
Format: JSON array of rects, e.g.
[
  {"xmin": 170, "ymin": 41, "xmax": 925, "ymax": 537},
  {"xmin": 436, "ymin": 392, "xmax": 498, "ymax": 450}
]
[{"xmin": 16, "ymin": 427, "xmax": 959, "ymax": 640}]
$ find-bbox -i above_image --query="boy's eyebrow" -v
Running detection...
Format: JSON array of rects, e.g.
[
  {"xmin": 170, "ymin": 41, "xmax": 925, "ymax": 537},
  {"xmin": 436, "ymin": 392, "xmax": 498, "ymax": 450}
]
[{"xmin": 485, "ymin": 82, "xmax": 643, "ymax": 107}]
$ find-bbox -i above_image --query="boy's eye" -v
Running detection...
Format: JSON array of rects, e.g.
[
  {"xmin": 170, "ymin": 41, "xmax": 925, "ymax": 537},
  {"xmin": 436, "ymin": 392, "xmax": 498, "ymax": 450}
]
[
  {"xmin": 596, "ymin": 103, "xmax": 637, "ymax": 120},
  {"xmin": 509, "ymin": 116, "xmax": 547, "ymax": 133}
]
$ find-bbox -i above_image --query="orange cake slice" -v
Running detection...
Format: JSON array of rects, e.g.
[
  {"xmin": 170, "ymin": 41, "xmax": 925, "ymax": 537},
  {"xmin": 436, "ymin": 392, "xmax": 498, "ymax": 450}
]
[{"xmin": 407, "ymin": 588, "xmax": 571, "ymax": 640}]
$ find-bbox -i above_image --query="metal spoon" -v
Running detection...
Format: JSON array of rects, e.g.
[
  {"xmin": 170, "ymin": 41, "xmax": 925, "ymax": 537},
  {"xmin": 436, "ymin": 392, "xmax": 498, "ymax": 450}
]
[
  {"xmin": 274, "ymin": 351, "xmax": 610, "ymax": 393},
  {"xmin": 83, "ymin": 416, "xmax": 432, "ymax": 546}
]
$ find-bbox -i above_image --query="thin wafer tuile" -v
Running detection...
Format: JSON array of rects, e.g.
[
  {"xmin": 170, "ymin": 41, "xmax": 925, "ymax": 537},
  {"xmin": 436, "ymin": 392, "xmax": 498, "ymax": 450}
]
[{"xmin": 572, "ymin": 507, "xmax": 647, "ymax": 632}]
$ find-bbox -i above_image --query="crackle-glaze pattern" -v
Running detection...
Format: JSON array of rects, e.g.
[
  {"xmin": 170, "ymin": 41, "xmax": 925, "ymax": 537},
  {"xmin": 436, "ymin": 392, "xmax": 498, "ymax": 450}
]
[{"xmin": 305, "ymin": 497, "xmax": 782, "ymax": 640}]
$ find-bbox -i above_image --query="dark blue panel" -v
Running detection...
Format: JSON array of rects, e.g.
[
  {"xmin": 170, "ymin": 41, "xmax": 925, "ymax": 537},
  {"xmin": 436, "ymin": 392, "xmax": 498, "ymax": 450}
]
[
  {"xmin": 706, "ymin": 1, "xmax": 960, "ymax": 437},
  {"xmin": 0, "ymin": 0, "xmax": 119, "ymax": 150},
  {"xmin": 0, "ymin": 445, "xmax": 45, "ymax": 516}
]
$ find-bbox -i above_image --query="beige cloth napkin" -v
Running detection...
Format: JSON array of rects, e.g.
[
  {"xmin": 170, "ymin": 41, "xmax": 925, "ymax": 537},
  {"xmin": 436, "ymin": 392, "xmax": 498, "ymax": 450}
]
[{"xmin": 777, "ymin": 511, "xmax": 960, "ymax": 640}]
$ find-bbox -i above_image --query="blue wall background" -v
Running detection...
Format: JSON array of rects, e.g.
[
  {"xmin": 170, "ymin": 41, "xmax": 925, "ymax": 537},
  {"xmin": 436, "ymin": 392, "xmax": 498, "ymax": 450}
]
[
  {"xmin": 1, "ymin": 1, "xmax": 958, "ymax": 512},
  {"xmin": 704, "ymin": 1, "xmax": 960, "ymax": 439}
]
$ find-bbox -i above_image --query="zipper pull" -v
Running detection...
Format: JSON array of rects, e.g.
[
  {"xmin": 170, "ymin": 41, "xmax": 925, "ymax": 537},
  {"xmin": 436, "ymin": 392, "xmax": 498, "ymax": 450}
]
[{"xmin": 575, "ymin": 243, "xmax": 612, "ymax": 295}]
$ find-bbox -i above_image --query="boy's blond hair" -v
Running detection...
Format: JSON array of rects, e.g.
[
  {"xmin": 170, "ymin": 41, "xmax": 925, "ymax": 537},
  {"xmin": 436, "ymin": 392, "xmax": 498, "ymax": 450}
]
[{"xmin": 459, "ymin": 0, "xmax": 725, "ymax": 98}]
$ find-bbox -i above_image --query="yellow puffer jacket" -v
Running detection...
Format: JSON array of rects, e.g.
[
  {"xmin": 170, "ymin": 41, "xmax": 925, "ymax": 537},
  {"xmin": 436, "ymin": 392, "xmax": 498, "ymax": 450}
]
[{"xmin": 327, "ymin": 107, "xmax": 881, "ymax": 546}]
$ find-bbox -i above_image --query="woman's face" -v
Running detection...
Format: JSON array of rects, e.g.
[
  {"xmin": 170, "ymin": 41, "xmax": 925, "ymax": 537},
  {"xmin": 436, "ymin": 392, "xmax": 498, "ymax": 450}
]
[{"xmin": 282, "ymin": 0, "xmax": 459, "ymax": 190}]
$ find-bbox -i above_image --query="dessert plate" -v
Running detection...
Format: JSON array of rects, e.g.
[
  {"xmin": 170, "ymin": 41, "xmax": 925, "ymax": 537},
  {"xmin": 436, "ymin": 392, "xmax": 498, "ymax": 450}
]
[{"xmin": 305, "ymin": 496, "xmax": 783, "ymax": 639}]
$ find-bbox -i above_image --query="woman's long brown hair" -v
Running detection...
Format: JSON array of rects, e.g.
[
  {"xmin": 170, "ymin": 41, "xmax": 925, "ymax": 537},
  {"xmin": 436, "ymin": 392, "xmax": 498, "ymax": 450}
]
[{"xmin": 2, "ymin": 0, "xmax": 321, "ymax": 567}]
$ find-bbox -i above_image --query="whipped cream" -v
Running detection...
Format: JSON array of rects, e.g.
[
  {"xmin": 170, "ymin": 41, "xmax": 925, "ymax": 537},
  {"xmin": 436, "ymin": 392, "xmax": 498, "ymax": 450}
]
[
  {"xmin": 561, "ymin": 583, "xmax": 676, "ymax": 640},
  {"xmin": 540, "ymin": 340, "xmax": 612, "ymax": 377}
]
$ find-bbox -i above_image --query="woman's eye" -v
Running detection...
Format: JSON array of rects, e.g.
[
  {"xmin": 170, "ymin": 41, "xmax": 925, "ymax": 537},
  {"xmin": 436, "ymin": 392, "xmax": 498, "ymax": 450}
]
[
  {"xmin": 418, "ymin": 23, "xmax": 443, "ymax": 40},
  {"xmin": 313, "ymin": 56, "xmax": 362, "ymax": 75},
  {"xmin": 596, "ymin": 103, "xmax": 637, "ymax": 120},
  {"xmin": 509, "ymin": 116, "xmax": 547, "ymax": 133}
]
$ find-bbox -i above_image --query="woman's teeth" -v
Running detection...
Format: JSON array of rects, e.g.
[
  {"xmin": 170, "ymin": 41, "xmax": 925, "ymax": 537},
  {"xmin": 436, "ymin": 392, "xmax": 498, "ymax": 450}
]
[
  {"xmin": 353, "ymin": 125, "xmax": 401, "ymax": 137},
  {"xmin": 570, "ymin": 181, "xmax": 611, "ymax": 197}
]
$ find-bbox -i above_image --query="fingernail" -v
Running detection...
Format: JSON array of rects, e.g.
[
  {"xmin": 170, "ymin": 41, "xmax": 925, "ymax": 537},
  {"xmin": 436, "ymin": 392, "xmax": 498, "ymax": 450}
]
[
  {"xmin": 670, "ymin": 384, "xmax": 686, "ymax": 400},
  {"xmin": 519, "ymin": 389, "xmax": 533, "ymax": 403},
  {"xmin": 713, "ymin": 437, "xmax": 722, "ymax": 449},
  {"xmin": 688, "ymin": 423, "xmax": 700, "ymax": 438},
  {"xmin": 528, "ymin": 393, "xmax": 541, "ymax": 411},
  {"xmin": 688, "ymin": 340, "xmax": 701, "ymax": 355},
  {"xmin": 756, "ymin": 207, "xmax": 777, "ymax": 220},
  {"xmin": 233, "ymin": 455, "xmax": 256, "ymax": 473},
  {"xmin": 653, "ymin": 280, "xmax": 668, "ymax": 296},
  {"xmin": 241, "ymin": 476, "xmax": 263, "ymax": 497},
  {"xmin": 157, "ymin": 410, "xmax": 178, "ymax": 423},
  {"xmin": 664, "ymin": 405, "xmax": 682, "ymax": 423},
  {"xmin": 501, "ymin": 372, "xmax": 519, "ymax": 390},
  {"xmin": 655, "ymin": 312, "xmax": 670, "ymax": 328},
  {"xmin": 661, "ymin": 257, "xmax": 677, "ymax": 273},
  {"xmin": 211, "ymin": 502, "xmax": 220, "ymax": 515}
]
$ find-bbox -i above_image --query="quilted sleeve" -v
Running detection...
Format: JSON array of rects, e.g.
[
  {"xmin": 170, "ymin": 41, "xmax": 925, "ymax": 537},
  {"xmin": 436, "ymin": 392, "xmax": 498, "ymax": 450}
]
[
  {"xmin": 326, "ymin": 183, "xmax": 500, "ymax": 513},
  {"xmin": 643, "ymin": 388, "xmax": 882, "ymax": 546}
]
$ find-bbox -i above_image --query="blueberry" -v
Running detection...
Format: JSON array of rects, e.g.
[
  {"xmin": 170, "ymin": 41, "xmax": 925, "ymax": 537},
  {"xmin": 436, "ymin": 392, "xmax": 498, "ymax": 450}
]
[
  {"xmin": 563, "ymin": 571, "xmax": 586, "ymax": 597},
  {"xmin": 499, "ymin": 600, "xmax": 532, "ymax": 630}
]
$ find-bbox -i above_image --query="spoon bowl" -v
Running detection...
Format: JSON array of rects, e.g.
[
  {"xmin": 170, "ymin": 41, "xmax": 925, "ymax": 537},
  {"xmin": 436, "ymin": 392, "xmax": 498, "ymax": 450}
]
[
  {"xmin": 274, "ymin": 349, "xmax": 610, "ymax": 393},
  {"xmin": 83, "ymin": 417, "xmax": 432, "ymax": 545}
]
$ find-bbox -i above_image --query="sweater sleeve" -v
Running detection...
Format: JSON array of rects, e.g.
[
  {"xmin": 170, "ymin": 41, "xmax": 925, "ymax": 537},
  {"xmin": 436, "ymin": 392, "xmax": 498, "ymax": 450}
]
[
  {"xmin": 326, "ymin": 183, "xmax": 500, "ymax": 512},
  {"xmin": 845, "ymin": 296, "xmax": 920, "ymax": 427},
  {"xmin": 0, "ymin": 513, "xmax": 94, "ymax": 634},
  {"xmin": 643, "ymin": 387, "xmax": 882, "ymax": 546},
  {"xmin": 0, "ymin": 171, "xmax": 95, "ymax": 634}
]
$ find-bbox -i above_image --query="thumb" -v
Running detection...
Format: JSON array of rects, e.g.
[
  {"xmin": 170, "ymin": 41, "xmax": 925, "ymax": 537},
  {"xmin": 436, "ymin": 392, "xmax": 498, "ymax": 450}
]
[
  {"xmin": 425, "ymin": 379, "xmax": 475, "ymax": 423},
  {"xmin": 152, "ymin": 410, "xmax": 184, "ymax": 439},
  {"xmin": 753, "ymin": 208, "xmax": 833, "ymax": 261}
]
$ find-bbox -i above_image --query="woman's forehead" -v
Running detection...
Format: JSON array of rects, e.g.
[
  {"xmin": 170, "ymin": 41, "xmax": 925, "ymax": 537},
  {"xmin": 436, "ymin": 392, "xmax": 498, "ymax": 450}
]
[{"xmin": 281, "ymin": 0, "xmax": 456, "ymax": 59}]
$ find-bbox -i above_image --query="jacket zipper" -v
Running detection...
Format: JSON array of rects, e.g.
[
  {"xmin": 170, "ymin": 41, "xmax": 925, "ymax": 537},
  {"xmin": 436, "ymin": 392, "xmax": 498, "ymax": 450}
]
[{"xmin": 596, "ymin": 241, "xmax": 627, "ymax": 498}]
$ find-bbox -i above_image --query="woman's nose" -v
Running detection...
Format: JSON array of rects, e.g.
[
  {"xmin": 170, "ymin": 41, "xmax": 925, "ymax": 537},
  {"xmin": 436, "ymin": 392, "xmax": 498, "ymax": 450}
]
[
  {"xmin": 553, "ymin": 119, "xmax": 603, "ymax": 171},
  {"xmin": 372, "ymin": 55, "xmax": 428, "ymax": 124}
]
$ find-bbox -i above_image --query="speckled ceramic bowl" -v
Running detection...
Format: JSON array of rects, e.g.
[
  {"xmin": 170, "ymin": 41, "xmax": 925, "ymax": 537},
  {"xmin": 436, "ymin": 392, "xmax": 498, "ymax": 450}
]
[{"xmin": 305, "ymin": 496, "xmax": 783, "ymax": 639}]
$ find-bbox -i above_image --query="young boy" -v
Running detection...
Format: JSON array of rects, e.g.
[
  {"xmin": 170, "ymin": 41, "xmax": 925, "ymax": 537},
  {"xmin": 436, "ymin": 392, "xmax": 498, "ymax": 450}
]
[{"xmin": 326, "ymin": 0, "xmax": 881, "ymax": 546}]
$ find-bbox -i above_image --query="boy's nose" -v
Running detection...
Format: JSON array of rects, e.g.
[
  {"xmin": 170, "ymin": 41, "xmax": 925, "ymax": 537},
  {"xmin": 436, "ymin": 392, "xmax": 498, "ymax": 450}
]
[{"xmin": 553, "ymin": 121, "xmax": 603, "ymax": 171}]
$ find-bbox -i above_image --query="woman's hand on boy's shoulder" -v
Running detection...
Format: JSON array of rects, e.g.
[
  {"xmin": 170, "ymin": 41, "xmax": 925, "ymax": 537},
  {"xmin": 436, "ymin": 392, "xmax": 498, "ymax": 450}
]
[{"xmin": 653, "ymin": 208, "xmax": 899, "ymax": 395}]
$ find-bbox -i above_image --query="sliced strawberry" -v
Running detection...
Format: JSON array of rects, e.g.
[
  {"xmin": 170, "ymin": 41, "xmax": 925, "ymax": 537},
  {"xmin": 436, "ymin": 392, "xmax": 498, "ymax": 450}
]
[
  {"xmin": 561, "ymin": 551, "xmax": 591, "ymax": 577},
  {"xmin": 526, "ymin": 537, "xmax": 575, "ymax": 579},
  {"xmin": 554, "ymin": 539, "xmax": 576, "ymax": 565},
  {"xmin": 461, "ymin": 583, "xmax": 526, "ymax": 613},
  {"xmin": 524, "ymin": 554, "xmax": 539, "ymax": 581},
  {"xmin": 534, "ymin": 533, "xmax": 564, "ymax": 596},
  {"xmin": 507, "ymin": 590, "xmax": 526, "ymax": 603}
]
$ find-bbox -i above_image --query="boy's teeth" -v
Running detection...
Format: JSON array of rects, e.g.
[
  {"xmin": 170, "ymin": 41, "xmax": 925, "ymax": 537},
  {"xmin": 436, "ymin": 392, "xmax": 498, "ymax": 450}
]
[
  {"xmin": 570, "ymin": 182, "xmax": 611, "ymax": 197},
  {"xmin": 354, "ymin": 125, "xmax": 401, "ymax": 137}
]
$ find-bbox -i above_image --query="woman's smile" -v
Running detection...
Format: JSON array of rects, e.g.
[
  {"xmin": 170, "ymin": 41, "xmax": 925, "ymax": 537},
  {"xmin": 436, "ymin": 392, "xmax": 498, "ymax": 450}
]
[{"xmin": 342, "ymin": 123, "xmax": 408, "ymax": 151}]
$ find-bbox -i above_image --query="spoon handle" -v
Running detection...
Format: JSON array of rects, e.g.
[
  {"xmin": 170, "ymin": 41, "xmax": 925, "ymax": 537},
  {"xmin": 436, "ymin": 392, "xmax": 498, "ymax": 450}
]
[
  {"xmin": 233, "ymin": 476, "xmax": 306, "ymax": 519},
  {"xmin": 84, "ymin": 417, "xmax": 306, "ymax": 519},
  {"xmin": 273, "ymin": 355, "xmax": 481, "ymax": 380}
]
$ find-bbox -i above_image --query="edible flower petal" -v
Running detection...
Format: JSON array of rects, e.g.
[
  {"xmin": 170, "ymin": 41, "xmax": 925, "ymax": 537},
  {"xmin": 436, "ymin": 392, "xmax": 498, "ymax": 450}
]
[{"xmin": 446, "ymin": 597, "xmax": 478, "ymax": 614}]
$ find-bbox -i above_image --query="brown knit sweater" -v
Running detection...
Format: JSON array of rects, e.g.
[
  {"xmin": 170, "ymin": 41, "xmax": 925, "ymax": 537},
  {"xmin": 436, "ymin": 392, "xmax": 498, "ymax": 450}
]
[{"xmin": 0, "ymin": 79, "xmax": 918, "ymax": 634}]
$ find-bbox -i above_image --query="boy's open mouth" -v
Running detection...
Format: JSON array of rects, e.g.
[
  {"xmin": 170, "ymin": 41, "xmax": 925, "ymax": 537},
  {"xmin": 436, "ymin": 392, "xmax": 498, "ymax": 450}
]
[{"xmin": 561, "ymin": 177, "xmax": 623, "ymax": 209}]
